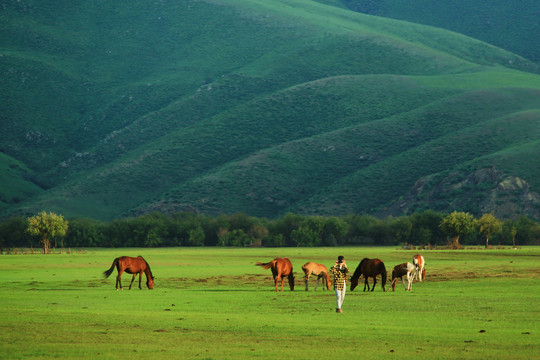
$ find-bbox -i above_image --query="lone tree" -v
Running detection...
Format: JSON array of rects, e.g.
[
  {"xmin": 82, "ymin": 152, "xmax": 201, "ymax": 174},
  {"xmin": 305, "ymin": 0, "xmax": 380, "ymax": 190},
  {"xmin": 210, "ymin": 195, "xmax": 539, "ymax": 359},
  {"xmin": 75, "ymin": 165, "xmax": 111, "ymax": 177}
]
[
  {"xmin": 439, "ymin": 211, "xmax": 475, "ymax": 248},
  {"xmin": 26, "ymin": 211, "xmax": 69, "ymax": 254},
  {"xmin": 476, "ymin": 213, "xmax": 503, "ymax": 248}
]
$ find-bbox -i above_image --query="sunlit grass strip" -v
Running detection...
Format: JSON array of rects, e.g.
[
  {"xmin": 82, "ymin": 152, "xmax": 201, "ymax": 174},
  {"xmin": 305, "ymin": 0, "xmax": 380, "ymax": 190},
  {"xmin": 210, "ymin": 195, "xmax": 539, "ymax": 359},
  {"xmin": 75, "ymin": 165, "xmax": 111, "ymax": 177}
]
[{"xmin": 0, "ymin": 247, "xmax": 538, "ymax": 359}]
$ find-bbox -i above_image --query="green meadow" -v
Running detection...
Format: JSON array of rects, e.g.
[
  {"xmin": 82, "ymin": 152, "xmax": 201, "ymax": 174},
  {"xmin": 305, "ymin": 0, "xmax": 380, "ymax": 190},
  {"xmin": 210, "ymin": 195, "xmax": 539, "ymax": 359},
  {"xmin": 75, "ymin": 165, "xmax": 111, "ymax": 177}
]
[{"xmin": 1, "ymin": 247, "xmax": 538, "ymax": 359}]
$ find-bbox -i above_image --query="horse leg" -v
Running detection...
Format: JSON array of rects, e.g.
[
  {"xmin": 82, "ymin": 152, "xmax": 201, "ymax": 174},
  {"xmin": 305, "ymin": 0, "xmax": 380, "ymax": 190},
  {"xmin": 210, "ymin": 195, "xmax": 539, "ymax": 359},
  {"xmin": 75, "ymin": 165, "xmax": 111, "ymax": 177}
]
[
  {"xmin": 314, "ymin": 274, "xmax": 320, "ymax": 291},
  {"xmin": 116, "ymin": 269, "xmax": 124, "ymax": 290},
  {"xmin": 304, "ymin": 273, "xmax": 310, "ymax": 291},
  {"xmin": 317, "ymin": 273, "xmax": 324, "ymax": 291},
  {"xmin": 138, "ymin": 271, "xmax": 143, "ymax": 289},
  {"xmin": 371, "ymin": 276, "xmax": 377, "ymax": 292},
  {"xmin": 366, "ymin": 276, "xmax": 372, "ymax": 291},
  {"xmin": 401, "ymin": 277, "xmax": 407, "ymax": 291},
  {"xmin": 276, "ymin": 275, "xmax": 284, "ymax": 292},
  {"xmin": 128, "ymin": 274, "xmax": 136, "ymax": 290}
]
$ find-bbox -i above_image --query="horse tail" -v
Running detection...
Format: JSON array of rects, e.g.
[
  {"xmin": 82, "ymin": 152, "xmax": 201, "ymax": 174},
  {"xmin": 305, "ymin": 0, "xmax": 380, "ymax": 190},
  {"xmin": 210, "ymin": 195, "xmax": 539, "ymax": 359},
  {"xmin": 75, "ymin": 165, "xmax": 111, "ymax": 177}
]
[
  {"xmin": 380, "ymin": 262, "xmax": 387, "ymax": 288},
  {"xmin": 103, "ymin": 258, "xmax": 119, "ymax": 278},
  {"xmin": 301, "ymin": 264, "xmax": 308, "ymax": 278},
  {"xmin": 255, "ymin": 260, "xmax": 275, "ymax": 270}
]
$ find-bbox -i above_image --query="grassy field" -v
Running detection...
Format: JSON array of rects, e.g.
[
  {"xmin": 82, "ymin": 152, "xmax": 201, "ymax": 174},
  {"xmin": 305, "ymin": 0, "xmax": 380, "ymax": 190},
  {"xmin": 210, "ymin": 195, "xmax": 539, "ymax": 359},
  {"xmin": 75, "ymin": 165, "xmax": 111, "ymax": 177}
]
[{"xmin": 1, "ymin": 247, "xmax": 538, "ymax": 359}]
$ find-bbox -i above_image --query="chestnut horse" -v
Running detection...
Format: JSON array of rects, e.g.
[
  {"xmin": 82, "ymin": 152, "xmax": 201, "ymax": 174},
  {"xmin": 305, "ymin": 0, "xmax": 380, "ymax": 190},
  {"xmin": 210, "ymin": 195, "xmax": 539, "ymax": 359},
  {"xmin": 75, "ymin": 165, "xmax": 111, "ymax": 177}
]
[
  {"xmin": 103, "ymin": 256, "xmax": 154, "ymax": 290},
  {"xmin": 255, "ymin": 258, "xmax": 295, "ymax": 292},
  {"xmin": 412, "ymin": 254, "xmax": 426, "ymax": 281},
  {"xmin": 389, "ymin": 262, "xmax": 416, "ymax": 291},
  {"xmin": 350, "ymin": 258, "xmax": 387, "ymax": 292},
  {"xmin": 301, "ymin": 262, "xmax": 331, "ymax": 291}
]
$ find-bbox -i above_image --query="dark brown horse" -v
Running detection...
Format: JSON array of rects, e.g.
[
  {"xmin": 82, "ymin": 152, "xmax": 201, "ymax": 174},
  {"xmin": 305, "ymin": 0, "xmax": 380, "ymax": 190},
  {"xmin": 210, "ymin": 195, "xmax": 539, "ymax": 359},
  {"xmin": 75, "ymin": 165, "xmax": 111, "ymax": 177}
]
[
  {"xmin": 350, "ymin": 258, "xmax": 387, "ymax": 292},
  {"xmin": 103, "ymin": 256, "xmax": 154, "ymax": 290},
  {"xmin": 255, "ymin": 258, "xmax": 295, "ymax": 292}
]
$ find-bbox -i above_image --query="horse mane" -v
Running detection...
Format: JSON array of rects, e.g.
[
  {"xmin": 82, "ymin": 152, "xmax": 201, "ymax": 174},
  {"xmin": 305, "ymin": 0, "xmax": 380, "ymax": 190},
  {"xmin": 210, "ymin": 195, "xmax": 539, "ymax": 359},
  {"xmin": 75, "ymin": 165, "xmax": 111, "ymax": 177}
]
[
  {"xmin": 351, "ymin": 258, "xmax": 368, "ymax": 281},
  {"xmin": 138, "ymin": 255, "xmax": 154, "ymax": 279}
]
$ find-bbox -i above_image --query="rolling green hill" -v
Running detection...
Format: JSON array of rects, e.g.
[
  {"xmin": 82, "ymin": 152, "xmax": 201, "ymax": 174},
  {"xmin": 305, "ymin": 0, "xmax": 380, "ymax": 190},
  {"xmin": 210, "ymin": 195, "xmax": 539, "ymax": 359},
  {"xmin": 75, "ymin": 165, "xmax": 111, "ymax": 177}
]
[
  {"xmin": 1, "ymin": 0, "xmax": 539, "ymax": 221},
  {"xmin": 342, "ymin": 0, "xmax": 540, "ymax": 63}
]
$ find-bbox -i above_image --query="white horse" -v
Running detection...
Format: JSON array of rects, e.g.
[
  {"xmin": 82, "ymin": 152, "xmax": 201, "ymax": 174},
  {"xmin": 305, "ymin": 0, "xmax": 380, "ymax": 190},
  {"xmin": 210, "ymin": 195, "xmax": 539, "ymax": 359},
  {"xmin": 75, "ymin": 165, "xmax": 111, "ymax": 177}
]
[
  {"xmin": 389, "ymin": 262, "xmax": 416, "ymax": 291},
  {"xmin": 412, "ymin": 254, "xmax": 425, "ymax": 282}
]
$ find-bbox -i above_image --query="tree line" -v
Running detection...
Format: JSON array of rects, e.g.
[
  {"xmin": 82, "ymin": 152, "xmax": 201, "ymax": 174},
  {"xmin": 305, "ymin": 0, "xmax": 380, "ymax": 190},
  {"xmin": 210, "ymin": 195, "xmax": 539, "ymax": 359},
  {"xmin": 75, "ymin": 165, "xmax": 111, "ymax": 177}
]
[{"xmin": 1, "ymin": 210, "xmax": 539, "ymax": 252}]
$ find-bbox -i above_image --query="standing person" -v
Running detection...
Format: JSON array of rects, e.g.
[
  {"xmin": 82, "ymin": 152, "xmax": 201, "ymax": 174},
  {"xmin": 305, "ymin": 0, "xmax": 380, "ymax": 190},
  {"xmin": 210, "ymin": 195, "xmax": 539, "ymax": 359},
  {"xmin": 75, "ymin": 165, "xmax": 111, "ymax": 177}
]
[{"xmin": 329, "ymin": 255, "xmax": 349, "ymax": 313}]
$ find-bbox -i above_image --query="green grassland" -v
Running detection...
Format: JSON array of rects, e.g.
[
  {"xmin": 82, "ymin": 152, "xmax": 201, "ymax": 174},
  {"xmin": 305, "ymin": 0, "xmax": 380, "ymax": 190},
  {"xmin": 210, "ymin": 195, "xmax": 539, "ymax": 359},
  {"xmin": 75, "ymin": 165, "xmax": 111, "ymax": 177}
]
[
  {"xmin": 1, "ymin": 0, "xmax": 540, "ymax": 221},
  {"xmin": 1, "ymin": 247, "xmax": 538, "ymax": 359}
]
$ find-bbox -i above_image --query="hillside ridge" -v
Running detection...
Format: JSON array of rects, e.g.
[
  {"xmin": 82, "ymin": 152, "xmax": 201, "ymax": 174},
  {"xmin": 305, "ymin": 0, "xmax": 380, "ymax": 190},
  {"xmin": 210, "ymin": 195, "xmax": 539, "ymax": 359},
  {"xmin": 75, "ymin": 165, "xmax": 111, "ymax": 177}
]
[{"xmin": 1, "ymin": 0, "xmax": 539, "ymax": 221}]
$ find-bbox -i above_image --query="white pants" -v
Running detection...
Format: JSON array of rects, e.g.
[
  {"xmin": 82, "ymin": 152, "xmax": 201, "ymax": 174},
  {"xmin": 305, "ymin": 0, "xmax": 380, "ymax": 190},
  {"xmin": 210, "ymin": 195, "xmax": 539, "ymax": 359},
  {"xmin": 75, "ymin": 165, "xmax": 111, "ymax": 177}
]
[{"xmin": 335, "ymin": 284, "xmax": 346, "ymax": 309}]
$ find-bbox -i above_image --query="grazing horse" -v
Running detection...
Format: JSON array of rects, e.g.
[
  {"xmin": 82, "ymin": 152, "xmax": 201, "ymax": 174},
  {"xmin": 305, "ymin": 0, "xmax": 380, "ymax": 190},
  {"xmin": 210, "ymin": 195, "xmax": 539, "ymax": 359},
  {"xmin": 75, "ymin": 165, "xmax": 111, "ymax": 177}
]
[
  {"xmin": 350, "ymin": 258, "xmax": 387, "ymax": 292},
  {"xmin": 413, "ymin": 254, "xmax": 426, "ymax": 281},
  {"xmin": 103, "ymin": 256, "xmax": 155, "ymax": 290},
  {"xmin": 301, "ymin": 262, "xmax": 331, "ymax": 291},
  {"xmin": 389, "ymin": 262, "xmax": 416, "ymax": 291},
  {"xmin": 255, "ymin": 258, "xmax": 295, "ymax": 292}
]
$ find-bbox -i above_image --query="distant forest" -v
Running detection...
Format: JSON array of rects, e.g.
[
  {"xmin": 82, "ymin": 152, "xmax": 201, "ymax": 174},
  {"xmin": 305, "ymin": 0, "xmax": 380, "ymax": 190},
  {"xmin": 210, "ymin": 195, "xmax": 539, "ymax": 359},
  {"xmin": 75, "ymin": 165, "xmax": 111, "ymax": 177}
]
[{"xmin": 1, "ymin": 210, "xmax": 539, "ymax": 251}]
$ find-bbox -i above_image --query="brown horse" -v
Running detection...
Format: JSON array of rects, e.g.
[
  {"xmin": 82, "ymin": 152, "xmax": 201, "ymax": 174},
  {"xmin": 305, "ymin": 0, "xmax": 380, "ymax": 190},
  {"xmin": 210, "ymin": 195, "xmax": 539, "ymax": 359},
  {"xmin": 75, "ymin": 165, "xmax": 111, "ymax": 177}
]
[
  {"xmin": 350, "ymin": 258, "xmax": 387, "ymax": 292},
  {"xmin": 255, "ymin": 258, "xmax": 295, "ymax": 292},
  {"xmin": 301, "ymin": 262, "xmax": 331, "ymax": 291},
  {"xmin": 103, "ymin": 256, "xmax": 155, "ymax": 290},
  {"xmin": 389, "ymin": 262, "xmax": 416, "ymax": 291},
  {"xmin": 412, "ymin": 254, "xmax": 426, "ymax": 281}
]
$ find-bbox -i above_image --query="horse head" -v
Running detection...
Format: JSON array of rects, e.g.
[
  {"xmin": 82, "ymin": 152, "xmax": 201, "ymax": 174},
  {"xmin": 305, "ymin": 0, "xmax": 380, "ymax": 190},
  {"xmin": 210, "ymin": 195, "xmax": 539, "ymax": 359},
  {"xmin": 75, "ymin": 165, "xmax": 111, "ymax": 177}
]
[
  {"xmin": 325, "ymin": 273, "xmax": 332, "ymax": 290},
  {"xmin": 350, "ymin": 260, "xmax": 366, "ymax": 291},
  {"xmin": 390, "ymin": 277, "xmax": 397, "ymax": 291},
  {"xmin": 288, "ymin": 274, "xmax": 295, "ymax": 291},
  {"xmin": 350, "ymin": 276, "xmax": 359, "ymax": 291},
  {"xmin": 147, "ymin": 275, "xmax": 155, "ymax": 290}
]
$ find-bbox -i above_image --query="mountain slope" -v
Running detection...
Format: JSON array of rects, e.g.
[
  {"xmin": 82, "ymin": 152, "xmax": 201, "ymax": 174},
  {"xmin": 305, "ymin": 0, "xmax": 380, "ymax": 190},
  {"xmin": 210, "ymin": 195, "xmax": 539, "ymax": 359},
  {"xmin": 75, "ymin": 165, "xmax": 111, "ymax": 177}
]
[
  {"xmin": 341, "ymin": 0, "xmax": 540, "ymax": 63},
  {"xmin": 1, "ymin": 0, "xmax": 539, "ymax": 221},
  {"xmin": 132, "ymin": 85, "xmax": 540, "ymax": 218}
]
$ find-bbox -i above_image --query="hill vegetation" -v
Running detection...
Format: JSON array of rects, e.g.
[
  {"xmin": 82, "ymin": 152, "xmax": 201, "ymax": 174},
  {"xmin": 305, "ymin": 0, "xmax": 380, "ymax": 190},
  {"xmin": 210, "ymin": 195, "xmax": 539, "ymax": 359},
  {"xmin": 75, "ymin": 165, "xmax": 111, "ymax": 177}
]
[
  {"xmin": 342, "ymin": 0, "xmax": 540, "ymax": 63},
  {"xmin": 1, "ymin": 0, "xmax": 539, "ymax": 222}
]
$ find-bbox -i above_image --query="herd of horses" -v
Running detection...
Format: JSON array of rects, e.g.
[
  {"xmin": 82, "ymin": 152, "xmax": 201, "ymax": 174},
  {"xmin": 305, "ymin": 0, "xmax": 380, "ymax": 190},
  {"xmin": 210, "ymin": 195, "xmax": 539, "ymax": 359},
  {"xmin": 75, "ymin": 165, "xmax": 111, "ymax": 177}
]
[
  {"xmin": 102, "ymin": 254, "xmax": 425, "ymax": 293},
  {"xmin": 255, "ymin": 254, "xmax": 426, "ymax": 292}
]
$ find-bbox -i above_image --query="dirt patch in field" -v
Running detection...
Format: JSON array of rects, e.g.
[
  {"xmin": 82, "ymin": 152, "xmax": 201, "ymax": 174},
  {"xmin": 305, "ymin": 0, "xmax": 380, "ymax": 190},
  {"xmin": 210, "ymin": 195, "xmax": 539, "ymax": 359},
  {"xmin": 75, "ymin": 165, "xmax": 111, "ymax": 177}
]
[
  {"xmin": 416, "ymin": 266, "xmax": 540, "ymax": 283},
  {"xmin": 162, "ymin": 273, "xmax": 269, "ymax": 289},
  {"xmin": 103, "ymin": 265, "xmax": 540, "ymax": 290}
]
